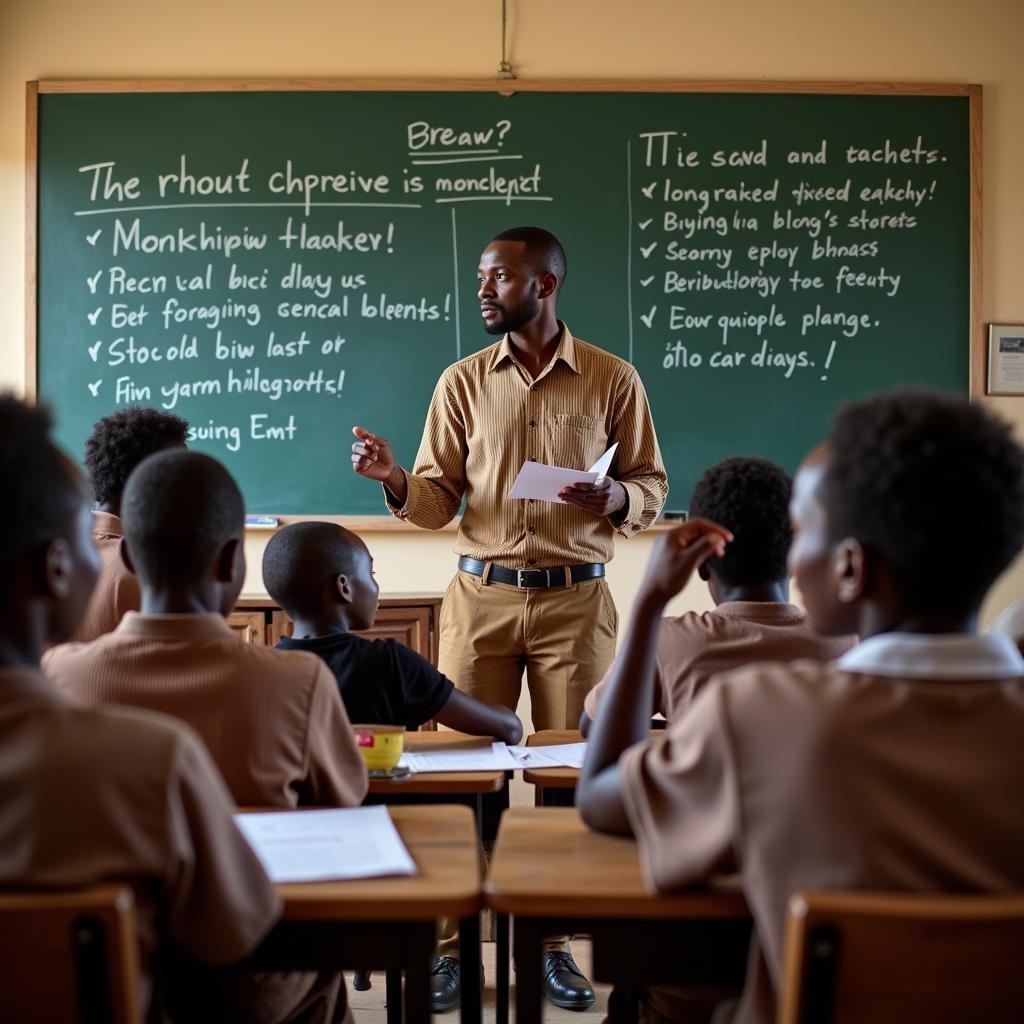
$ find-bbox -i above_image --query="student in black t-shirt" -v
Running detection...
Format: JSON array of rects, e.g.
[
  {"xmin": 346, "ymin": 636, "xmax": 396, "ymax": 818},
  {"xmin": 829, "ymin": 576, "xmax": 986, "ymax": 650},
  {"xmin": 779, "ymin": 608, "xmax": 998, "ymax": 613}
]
[{"xmin": 262, "ymin": 522, "xmax": 523, "ymax": 743}]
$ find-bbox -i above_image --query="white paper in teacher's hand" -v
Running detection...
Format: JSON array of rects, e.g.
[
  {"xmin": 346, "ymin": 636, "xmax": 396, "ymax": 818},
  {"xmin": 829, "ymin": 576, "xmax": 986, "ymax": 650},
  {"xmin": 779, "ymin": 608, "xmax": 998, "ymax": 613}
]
[
  {"xmin": 234, "ymin": 805, "xmax": 416, "ymax": 883},
  {"xmin": 507, "ymin": 443, "xmax": 619, "ymax": 503}
]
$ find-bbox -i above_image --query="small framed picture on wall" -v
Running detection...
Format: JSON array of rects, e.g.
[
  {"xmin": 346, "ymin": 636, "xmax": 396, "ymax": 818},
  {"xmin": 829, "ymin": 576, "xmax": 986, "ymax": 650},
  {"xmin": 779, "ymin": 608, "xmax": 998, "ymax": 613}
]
[{"xmin": 987, "ymin": 325, "xmax": 1024, "ymax": 395}]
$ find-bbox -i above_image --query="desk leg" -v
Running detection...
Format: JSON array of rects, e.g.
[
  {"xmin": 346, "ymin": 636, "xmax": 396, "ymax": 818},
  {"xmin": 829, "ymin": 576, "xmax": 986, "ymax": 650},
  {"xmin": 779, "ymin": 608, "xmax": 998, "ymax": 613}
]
[
  {"xmin": 495, "ymin": 913, "xmax": 510, "ymax": 1024},
  {"xmin": 404, "ymin": 924, "xmax": 434, "ymax": 1024},
  {"xmin": 386, "ymin": 969, "xmax": 403, "ymax": 1024},
  {"xmin": 459, "ymin": 913, "xmax": 482, "ymax": 1024},
  {"xmin": 513, "ymin": 917, "xmax": 545, "ymax": 1024}
]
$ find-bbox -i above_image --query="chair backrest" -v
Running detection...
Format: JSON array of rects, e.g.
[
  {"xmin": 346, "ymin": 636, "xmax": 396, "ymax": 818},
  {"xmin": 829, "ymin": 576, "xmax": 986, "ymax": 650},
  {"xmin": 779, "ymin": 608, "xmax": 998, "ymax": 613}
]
[
  {"xmin": 0, "ymin": 885, "xmax": 140, "ymax": 1024},
  {"xmin": 779, "ymin": 890, "xmax": 1024, "ymax": 1024}
]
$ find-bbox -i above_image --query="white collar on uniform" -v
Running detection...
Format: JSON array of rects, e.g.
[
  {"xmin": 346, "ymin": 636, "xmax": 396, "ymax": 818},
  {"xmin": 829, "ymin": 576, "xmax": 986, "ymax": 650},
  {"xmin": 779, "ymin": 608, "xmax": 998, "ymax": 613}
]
[{"xmin": 837, "ymin": 631, "xmax": 1024, "ymax": 680}]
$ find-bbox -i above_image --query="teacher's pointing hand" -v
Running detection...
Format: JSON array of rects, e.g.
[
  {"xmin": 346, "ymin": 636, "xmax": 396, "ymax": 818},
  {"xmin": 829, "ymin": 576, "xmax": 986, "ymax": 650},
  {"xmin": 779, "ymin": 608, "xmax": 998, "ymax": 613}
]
[{"xmin": 351, "ymin": 426, "xmax": 407, "ymax": 500}]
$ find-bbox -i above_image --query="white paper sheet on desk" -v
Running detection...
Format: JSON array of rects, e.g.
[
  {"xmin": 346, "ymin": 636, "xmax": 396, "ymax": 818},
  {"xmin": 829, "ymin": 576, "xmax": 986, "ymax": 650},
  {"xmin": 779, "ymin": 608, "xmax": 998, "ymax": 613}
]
[
  {"xmin": 507, "ymin": 443, "xmax": 619, "ymax": 503},
  {"xmin": 398, "ymin": 741, "xmax": 522, "ymax": 773},
  {"xmin": 234, "ymin": 805, "xmax": 416, "ymax": 883},
  {"xmin": 509, "ymin": 742, "xmax": 588, "ymax": 769}
]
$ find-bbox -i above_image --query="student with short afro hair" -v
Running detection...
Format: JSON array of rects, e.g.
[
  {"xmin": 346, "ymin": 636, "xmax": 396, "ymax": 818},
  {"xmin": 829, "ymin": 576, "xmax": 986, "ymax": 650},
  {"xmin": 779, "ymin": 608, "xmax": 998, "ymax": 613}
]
[
  {"xmin": 0, "ymin": 395, "xmax": 283, "ymax": 1023},
  {"xmin": 578, "ymin": 390, "xmax": 1024, "ymax": 1024},
  {"xmin": 76, "ymin": 406, "xmax": 189, "ymax": 642},
  {"xmin": 581, "ymin": 456, "xmax": 853, "ymax": 733}
]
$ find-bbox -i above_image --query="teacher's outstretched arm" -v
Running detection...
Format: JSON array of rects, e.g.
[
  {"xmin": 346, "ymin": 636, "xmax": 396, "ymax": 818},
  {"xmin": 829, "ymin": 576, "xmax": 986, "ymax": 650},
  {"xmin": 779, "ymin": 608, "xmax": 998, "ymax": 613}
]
[{"xmin": 351, "ymin": 369, "xmax": 468, "ymax": 531}]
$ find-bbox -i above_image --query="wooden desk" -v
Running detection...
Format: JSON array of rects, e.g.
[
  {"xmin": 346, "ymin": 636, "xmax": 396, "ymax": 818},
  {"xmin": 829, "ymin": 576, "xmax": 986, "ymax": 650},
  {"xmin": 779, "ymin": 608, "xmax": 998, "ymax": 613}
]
[
  {"xmin": 247, "ymin": 805, "xmax": 482, "ymax": 1024},
  {"xmin": 523, "ymin": 729, "xmax": 584, "ymax": 806},
  {"xmin": 485, "ymin": 807, "xmax": 751, "ymax": 1024},
  {"xmin": 364, "ymin": 731, "xmax": 510, "ymax": 848}
]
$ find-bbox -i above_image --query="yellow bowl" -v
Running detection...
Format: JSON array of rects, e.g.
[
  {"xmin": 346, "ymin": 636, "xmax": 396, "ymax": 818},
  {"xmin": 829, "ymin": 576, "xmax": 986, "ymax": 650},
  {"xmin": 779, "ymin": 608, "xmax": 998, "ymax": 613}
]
[{"xmin": 352, "ymin": 724, "xmax": 406, "ymax": 771}]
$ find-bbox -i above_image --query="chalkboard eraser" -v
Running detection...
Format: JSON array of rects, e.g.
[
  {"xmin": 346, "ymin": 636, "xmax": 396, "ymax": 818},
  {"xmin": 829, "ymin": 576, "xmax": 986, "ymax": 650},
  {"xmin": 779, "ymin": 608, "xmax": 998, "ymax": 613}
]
[
  {"xmin": 660, "ymin": 510, "xmax": 688, "ymax": 521},
  {"xmin": 245, "ymin": 515, "xmax": 280, "ymax": 530}
]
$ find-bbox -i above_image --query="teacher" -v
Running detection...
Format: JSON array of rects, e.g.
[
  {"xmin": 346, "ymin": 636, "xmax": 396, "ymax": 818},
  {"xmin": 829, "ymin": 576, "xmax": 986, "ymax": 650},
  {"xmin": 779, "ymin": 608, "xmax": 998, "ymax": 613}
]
[
  {"xmin": 352, "ymin": 225, "xmax": 667, "ymax": 1012},
  {"xmin": 352, "ymin": 225, "xmax": 668, "ymax": 732}
]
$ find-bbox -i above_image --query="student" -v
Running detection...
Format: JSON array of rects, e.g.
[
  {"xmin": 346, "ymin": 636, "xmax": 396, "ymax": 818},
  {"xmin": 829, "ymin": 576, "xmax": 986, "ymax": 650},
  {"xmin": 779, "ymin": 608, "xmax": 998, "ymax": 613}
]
[
  {"xmin": 45, "ymin": 449, "xmax": 368, "ymax": 810},
  {"xmin": 262, "ymin": 521, "xmax": 524, "ymax": 743},
  {"xmin": 0, "ymin": 395, "xmax": 289, "ymax": 1022},
  {"xmin": 75, "ymin": 406, "xmax": 189, "ymax": 642},
  {"xmin": 578, "ymin": 391, "xmax": 1024, "ymax": 1024},
  {"xmin": 580, "ymin": 456, "xmax": 854, "ymax": 734}
]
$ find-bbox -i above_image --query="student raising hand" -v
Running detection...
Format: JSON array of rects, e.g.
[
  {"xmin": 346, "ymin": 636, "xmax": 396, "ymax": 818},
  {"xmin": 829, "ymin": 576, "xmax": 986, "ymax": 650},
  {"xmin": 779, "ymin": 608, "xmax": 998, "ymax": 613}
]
[
  {"xmin": 636, "ymin": 518, "xmax": 732, "ymax": 611},
  {"xmin": 578, "ymin": 517, "xmax": 731, "ymax": 835}
]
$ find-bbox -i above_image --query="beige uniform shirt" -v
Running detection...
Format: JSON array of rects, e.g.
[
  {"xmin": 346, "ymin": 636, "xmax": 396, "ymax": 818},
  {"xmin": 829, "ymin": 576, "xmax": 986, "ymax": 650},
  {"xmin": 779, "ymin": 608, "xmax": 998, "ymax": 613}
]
[
  {"xmin": 0, "ymin": 667, "xmax": 279, "ymax": 1018},
  {"xmin": 45, "ymin": 612, "xmax": 368, "ymax": 808},
  {"xmin": 72, "ymin": 511, "xmax": 140, "ymax": 643},
  {"xmin": 619, "ymin": 634, "xmax": 1024, "ymax": 1024},
  {"xmin": 585, "ymin": 602, "xmax": 855, "ymax": 723},
  {"xmin": 387, "ymin": 323, "xmax": 668, "ymax": 567}
]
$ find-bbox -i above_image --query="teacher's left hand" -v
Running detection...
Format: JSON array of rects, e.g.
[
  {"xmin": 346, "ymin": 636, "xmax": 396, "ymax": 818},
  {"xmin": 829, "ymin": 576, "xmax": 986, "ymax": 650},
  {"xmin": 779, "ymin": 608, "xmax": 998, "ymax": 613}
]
[{"xmin": 558, "ymin": 477, "xmax": 627, "ymax": 516}]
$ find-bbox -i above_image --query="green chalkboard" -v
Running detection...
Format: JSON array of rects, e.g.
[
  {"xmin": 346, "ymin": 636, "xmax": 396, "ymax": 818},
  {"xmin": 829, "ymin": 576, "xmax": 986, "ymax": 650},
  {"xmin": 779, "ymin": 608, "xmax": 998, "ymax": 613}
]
[{"xmin": 32, "ymin": 83, "xmax": 977, "ymax": 515}]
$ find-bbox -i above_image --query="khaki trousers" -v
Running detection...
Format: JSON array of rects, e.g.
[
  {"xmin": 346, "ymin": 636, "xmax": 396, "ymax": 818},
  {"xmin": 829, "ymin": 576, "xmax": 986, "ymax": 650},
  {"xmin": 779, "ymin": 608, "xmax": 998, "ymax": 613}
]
[
  {"xmin": 438, "ymin": 570, "xmax": 618, "ymax": 731},
  {"xmin": 437, "ymin": 569, "xmax": 618, "ymax": 959}
]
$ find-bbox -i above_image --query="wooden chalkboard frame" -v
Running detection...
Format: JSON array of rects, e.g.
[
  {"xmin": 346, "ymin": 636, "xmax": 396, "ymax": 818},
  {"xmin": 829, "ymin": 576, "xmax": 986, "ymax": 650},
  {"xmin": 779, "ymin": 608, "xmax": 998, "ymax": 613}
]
[{"xmin": 25, "ymin": 78, "xmax": 982, "ymax": 532}]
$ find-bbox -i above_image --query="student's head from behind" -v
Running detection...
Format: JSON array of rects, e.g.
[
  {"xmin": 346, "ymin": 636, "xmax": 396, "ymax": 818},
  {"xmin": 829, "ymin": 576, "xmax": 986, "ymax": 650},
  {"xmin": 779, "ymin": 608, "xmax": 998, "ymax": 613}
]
[
  {"xmin": 84, "ymin": 406, "xmax": 189, "ymax": 513},
  {"xmin": 120, "ymin": 450, "xmax": 245, "ymax": 616},
  {"xmin": 789, "ymin": 391, "xmax": 1024, "ymax": 637},
  {"xmin": 262, "ymin": 522, "xmax": 379, "ymax": 632},
  {"xmin": 688, "ymin": 456, "xmax": 792, "ymax": 598},
  {"xmin": 0, "ymin": 396, "xmax": 100, "ymax": 650},
  {"xmin": 478, "ymin": 226, "xmax": 567, "ymax": 336}
]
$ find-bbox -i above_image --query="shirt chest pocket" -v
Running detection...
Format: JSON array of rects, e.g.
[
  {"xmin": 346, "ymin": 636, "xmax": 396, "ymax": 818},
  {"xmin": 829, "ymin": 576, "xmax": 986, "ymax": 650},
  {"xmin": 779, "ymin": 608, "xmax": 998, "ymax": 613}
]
[{"xmin": 548, "ymin": 413, "xmax": 606, "ymax": 470}]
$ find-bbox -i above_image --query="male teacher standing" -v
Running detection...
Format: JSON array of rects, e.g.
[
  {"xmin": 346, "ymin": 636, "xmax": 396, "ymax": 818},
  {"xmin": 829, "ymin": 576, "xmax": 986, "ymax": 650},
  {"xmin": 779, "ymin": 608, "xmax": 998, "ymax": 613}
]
[
  {"xmin": 352, "ymin": 225, "xmax": 667, "ymax": 731},
  {"xmin": 352, "ymin": 226, "xmax": 667, "ymax": 1012}
]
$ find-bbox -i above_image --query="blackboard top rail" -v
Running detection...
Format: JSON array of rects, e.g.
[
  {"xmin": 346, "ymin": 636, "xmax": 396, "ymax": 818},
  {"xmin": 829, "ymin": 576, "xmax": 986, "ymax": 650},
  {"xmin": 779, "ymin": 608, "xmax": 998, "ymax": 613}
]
[{"xmin": 33, "ymin": 78, "xmax": 978, "ymax": 98}]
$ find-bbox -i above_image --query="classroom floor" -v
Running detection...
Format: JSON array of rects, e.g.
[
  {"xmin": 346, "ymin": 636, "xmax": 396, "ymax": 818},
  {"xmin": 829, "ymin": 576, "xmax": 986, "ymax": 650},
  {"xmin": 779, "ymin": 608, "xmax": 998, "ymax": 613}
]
[{"xmin": 345, "ymin": 937, "xmax": 610, "ymax": 1022}]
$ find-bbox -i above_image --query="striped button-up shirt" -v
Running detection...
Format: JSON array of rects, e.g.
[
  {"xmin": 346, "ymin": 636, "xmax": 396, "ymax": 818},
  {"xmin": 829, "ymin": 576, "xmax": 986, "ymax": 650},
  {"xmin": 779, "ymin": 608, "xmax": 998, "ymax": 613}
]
[{"xmin": 386, "ymin": 323, "xmax": 668, "ymax": 568}]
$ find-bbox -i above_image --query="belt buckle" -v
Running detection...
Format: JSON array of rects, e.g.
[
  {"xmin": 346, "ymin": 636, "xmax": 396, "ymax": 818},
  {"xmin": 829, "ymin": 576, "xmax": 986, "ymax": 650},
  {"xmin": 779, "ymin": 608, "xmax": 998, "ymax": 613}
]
[{"xmin": 516, "ymin": 568, "xmax": 546, "ymax": 589}]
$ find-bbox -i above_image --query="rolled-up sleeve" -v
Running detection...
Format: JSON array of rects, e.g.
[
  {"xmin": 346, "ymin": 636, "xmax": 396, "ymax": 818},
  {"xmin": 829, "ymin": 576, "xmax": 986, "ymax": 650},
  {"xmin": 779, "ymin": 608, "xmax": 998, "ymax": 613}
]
[
  {"xmin": 609, "ymin": 367, "xmax": 668, "ymax": 537},
  {"xmin": 385, "ymin": 369, "xmax": 466, "ymax": 530}
]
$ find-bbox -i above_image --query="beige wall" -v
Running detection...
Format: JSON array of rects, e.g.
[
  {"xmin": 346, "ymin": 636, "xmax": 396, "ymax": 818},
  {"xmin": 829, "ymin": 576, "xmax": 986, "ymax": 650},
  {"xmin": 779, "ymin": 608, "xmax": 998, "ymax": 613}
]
[{"xmin": 2, "ymin": 0, "xmax": 1023, "ymax": 624}]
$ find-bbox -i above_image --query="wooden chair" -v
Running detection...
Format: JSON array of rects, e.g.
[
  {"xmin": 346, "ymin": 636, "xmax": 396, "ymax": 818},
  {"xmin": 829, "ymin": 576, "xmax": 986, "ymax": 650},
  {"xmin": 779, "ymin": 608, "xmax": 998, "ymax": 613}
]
[
  {"xmin": 779, "ymin": 890, "xmax": 1024, "ymax": 1024},
  {"xmin": 0, "ymin": 885, "xmax": 141, "ymax": 1024}
]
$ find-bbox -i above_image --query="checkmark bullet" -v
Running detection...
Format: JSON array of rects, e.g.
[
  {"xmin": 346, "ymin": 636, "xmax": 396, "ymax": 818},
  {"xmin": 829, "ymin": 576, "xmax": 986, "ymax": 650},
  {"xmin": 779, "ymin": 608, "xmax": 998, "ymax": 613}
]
[
  {"xmin": 86, "ymin": 229, "xmax": 102, "ymax": 246},
  {"xmin": 640, "ymin": 305, "xmax": 657, "ymax": 328},
  {"xmin": 88, "ymin": 341, "xmax": 103, "ymax": 362},
  {"xmin": 640, "ymin": 275, "xmax": 655, "ymax": 288},
  {"xmin": 86, "ymin": 271, "xmax": 103, "ymax": 294},
  {"xmin": 641, "ymin": 182, "xmax": 658, "ymax": 199},
  {"xmin": 638, "ymin": 218, "xmax": 653, "ymax": 230},
  {"xmin": 87, "ymin": 307, "xmax": 102, "ymax": 325},
  {"xmin": 87, "ymin": 379, "xmax": 102, "ymax": 396},
  {"xmin": 640, "ymin": 242, "xmax": 658, "ymax": 259}
]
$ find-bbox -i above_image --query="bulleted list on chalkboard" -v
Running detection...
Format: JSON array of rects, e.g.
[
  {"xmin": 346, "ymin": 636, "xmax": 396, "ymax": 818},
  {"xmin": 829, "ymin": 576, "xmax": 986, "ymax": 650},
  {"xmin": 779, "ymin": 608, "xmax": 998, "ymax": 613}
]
[{"xmin": 628, "ymin": 130, "xmax": 950, "ymax": 382}]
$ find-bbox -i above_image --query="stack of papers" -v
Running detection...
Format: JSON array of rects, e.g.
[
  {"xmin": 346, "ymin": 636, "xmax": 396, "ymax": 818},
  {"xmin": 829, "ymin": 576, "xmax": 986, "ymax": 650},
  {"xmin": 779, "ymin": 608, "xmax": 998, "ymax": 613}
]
[
  {"xmin": 398, "ymin": 741, "xmax": 522, "ymax": 773},
  {"xmin": 508, "ymin": 444, "xmax": 619, "ymax": 503},
  {"xmin": 508, "ymin": 742, "xmax": 588, "ymax": 769},
  {"xmin": 396, "ymin": 741, "xmax": 589, "ymax": 773},
  {"xmin": 235, "ymin": 805, "xmax": 416, "ymax": 883}
]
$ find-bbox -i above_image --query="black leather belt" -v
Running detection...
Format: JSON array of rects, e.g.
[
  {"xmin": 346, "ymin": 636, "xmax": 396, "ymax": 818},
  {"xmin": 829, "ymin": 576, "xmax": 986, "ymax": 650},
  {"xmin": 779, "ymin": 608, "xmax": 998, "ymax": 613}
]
[{"xmin": 458, "ymin": 555, "xmax": 604, "ymax": 589}]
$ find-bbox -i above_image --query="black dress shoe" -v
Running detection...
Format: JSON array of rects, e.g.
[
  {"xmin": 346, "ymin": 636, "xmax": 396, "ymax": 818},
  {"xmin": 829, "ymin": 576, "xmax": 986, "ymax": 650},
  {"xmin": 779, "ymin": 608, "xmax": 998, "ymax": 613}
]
[
  {"xmin": 352, "ymin": 970, "xmax": 372, "ymax": 991},
  {"xmin": 542, "ymin": 951, "xmax": 596, "ymax": 1010},
  {"xmin": 430, "ymin": 956, "xmax": 461, "ymax": 1013}
]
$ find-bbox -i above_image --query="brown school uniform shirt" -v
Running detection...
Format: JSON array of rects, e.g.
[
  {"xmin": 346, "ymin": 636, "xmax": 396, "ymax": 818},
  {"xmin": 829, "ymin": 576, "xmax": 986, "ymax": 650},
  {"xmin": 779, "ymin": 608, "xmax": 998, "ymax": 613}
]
[
  {"xmin": 386, "ymin": 323, "xmax": 668, "ymax": 567},
  {"xmin": 45, "ymin": 612, "xmax": 368, "ymax": 809},
  {"xmin": 0, "ymin": 666, "xmax": 279, "ymax": 1018},
  {"xmin": 72, "ymin": 511, "xmax": 140, "ymax": 643},
  {"xmin": 619, "ymin": 634, "xmax": 1024, "ymax": 1024},
  {"xmin": 585, "ymin": 602, "xmax": 855, "ymax": 723}
]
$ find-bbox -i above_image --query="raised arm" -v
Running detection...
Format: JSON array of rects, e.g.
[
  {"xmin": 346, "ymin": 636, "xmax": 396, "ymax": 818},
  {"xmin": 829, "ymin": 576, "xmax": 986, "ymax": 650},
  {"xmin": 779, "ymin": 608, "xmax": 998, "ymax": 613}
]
[{"xmin": 577, "ymin": 519, "xmax": 730, "ymax": 835}]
